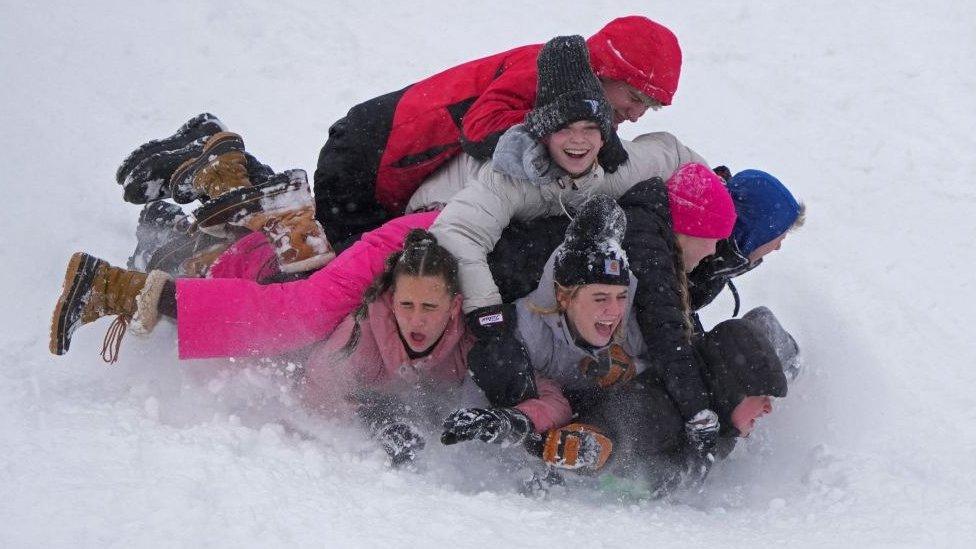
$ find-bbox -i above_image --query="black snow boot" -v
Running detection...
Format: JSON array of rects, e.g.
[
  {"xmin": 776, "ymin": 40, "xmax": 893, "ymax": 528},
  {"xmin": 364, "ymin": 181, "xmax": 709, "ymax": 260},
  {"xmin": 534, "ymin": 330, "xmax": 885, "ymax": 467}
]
[
  {"xmin": 117, "ymin": 113, "xmax": 226, "ymax": 204},
  {"xmin": 128, "ymin": 201, "xmax": 232, "ymax": 278},
  {"xmin": 128, "ymin": 201, "xmax": 192, "ymax": 271}
]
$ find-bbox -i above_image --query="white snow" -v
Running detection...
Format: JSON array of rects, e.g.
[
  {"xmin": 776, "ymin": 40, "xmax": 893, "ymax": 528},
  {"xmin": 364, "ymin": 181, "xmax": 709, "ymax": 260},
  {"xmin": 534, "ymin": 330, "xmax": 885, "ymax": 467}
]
[{"xmin": 3, "ymin": 1, "xmax": 975, "ymax": 547}]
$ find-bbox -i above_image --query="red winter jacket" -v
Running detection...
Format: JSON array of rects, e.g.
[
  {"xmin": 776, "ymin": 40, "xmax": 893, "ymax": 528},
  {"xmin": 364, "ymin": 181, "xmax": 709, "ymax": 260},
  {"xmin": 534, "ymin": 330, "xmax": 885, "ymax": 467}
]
[{"xmin": 314, "ymin": 16, "xmax": 681, "ymax": 243}]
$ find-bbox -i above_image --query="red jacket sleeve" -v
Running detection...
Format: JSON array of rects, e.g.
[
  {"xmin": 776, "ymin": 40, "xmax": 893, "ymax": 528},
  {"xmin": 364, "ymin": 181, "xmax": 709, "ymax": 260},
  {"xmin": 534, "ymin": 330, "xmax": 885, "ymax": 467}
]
[{"xmin": 460, "ymin": 46, "xmax": 540, "ymax": 160}]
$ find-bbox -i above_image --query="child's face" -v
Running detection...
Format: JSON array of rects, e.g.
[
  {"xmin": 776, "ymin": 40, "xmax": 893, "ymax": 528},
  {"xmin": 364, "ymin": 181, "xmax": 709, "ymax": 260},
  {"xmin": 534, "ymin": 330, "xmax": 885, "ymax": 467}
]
[
  {"xmin": 545, "ymin": 121, "xmax": 604, "ymax": 177},
  {"xmin": 561, "ymin": 283, "xmax": 629, "ymax": 348},
  {"xmin": 675, "ymin": 234, "xmax": 720, "ymax": 272},
  {"xmin": 747, "ymin": 233, "xmax": 787, "ymax": 265},
  {"xmin": 391, "ymin": 275, "xmax": 459, "ymax": 354},
  {"xmin": 599, "ymin": 78, "xmax": 660, "ymax": 126}
]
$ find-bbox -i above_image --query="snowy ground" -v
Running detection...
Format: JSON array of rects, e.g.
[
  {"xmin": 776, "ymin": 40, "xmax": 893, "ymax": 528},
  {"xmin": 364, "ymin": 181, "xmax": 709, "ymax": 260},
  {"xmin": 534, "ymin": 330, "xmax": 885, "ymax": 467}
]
[{"xmin": 3, "ymin": 1, "xmax": 975, "ymax": 547}]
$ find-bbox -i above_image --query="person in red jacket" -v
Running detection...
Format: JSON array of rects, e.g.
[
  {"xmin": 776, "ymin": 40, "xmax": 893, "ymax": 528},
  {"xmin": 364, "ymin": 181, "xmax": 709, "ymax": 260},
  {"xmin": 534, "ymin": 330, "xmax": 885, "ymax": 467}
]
[{"xmin": 314, "ymin": 15, "xmax": 683, "ymax": 245}]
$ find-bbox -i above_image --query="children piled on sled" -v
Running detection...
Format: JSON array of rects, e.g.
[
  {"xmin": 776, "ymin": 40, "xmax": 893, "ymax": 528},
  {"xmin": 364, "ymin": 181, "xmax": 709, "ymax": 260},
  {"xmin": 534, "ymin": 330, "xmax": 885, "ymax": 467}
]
[{"xmin": 49, "ymin": 16, "xmax": 805, "ymax": 497}]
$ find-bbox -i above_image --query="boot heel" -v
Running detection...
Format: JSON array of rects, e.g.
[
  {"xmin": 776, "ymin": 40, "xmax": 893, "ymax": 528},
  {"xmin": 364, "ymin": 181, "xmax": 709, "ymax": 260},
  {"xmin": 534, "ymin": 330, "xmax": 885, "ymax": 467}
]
[{"xmin": 50, "ymin": 253, "xmax": 105, "ymax": 355}]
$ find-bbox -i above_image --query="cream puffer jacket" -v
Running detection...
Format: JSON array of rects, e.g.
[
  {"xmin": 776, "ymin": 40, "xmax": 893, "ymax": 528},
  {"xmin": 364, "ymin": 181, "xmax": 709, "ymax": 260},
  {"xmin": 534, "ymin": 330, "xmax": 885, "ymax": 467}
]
[{"xmin": 409, "ymin": 130, "xmax": 706, "ymax": 312}]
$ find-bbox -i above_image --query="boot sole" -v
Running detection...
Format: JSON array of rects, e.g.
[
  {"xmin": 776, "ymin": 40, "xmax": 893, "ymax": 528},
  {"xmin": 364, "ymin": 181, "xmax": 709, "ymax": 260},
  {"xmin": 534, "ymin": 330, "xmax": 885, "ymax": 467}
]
[
  {"xmin": 116, "ymin": 113, "xmax": 225, "ymax": 185},
  {"xmin": 122, "ymin": 138, "xmax": 212, "ymax": 204},
  {"xmin": 169, "ymin": 132, "xmax": 246, "ymax": 203},
  {"xmin": 50, "ymin": 252, "xmax": 105, "ymax": 355},
  {"xmin": 192, "ymin": 170, "xmax": 309, "ymax": 237},
  {"xmin": 145, "ymin": 231, "xmax": 230, "ymax": 276}
]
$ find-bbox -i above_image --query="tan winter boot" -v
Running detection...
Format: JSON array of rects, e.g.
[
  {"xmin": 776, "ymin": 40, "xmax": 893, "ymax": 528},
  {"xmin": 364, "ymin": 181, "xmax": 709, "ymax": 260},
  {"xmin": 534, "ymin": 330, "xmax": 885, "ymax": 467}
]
[
  {"xmin": 243, "ymin": 202, "xmax": 336, "ymax": 273},
  {"xmin": 193, "ymin": 169, "xmax": 335, "ymax": 273},
  {"xmin": 169, "ymin": 131, "xmax": 251, "ymax": 204},
  {"xmin": 50, "ymin": 253, "xmax": 172, "ymax": 362}
]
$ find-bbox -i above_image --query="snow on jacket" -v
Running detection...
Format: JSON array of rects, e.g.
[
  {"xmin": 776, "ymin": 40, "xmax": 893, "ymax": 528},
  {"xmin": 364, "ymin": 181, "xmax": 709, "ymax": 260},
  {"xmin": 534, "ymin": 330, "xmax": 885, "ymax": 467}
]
[
  {"xmin": 302, "ymin": 291, "xmax": 571, "ymax": 432},
  {"xmin": 175, "ymin": 212, "xmax": 438, "ymax": 359},
  {"xmin": 413, "ymin": 131, "xmax": 706, "ymax": 312},
  {"xmin": 313, "ymin": 17, "xmax": 680, "ymax": 243},
  {"xmin": 514, "ymin": 251, "xmax": 647, "ymax": 397},
  {"xmin": 617, "ymin": 179, "xmax": 712, "ymax": 419}
]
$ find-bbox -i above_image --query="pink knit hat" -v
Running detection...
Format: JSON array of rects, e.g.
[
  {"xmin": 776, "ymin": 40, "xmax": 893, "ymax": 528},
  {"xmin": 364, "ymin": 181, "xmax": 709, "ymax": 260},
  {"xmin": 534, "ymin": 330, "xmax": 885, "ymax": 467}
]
[{"xmin": 666, "ymin": 163, "xmax": 737, "ymax": 238}]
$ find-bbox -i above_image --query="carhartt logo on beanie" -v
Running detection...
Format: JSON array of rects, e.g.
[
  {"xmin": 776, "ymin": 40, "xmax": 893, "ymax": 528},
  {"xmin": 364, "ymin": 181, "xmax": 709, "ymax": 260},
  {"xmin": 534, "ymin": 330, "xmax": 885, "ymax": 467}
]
[
  {"xmin": 728, "ymin": 169, "xmax": 800, "ymax": 257},
  {"xmin": 554, "ymin": 195, "xmax": 631, "ymax": 287},
  {"xmin": 667, "ymin": 163, "xmax": 736, "ymax": 238},
  {"xmin": 524, "ymin": 35, "xmax": 614, "ymax": 142},
  {"xmin": 586, "ymin": 16, "xmax": 682, "ymax": 106}
]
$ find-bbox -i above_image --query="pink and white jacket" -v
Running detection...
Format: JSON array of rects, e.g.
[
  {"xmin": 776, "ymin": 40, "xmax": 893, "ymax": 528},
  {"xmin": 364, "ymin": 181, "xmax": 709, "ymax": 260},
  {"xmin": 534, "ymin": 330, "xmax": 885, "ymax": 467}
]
[
  {"xmin": 175, "ymin": 212, "xmax": 438, "ymax": 359},
  {"xmin": 302, "ymin": 291, "xmax": 571, "ymax": 433}
]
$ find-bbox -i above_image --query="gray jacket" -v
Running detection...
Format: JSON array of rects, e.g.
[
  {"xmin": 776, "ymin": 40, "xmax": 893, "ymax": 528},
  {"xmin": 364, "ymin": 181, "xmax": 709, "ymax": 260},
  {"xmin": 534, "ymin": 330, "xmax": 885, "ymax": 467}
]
[
  {"xmin": 514, "ymin": 252, "xmax": 648, "ymax": 392},
  {"xmin": 412, "ymin": 130, "xmax": 706, "ymax": 312}
]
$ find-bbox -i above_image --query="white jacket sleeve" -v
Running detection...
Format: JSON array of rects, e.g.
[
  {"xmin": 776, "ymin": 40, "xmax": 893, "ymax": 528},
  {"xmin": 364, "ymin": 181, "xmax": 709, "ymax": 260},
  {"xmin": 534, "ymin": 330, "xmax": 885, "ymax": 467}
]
[
  {"xmin": 429, "ymin": 177, "xmax": 527, "ymax": 313},
  {"xmin": 614, "ymin": 132, "xmax": 708, "ymax": 185},
  {"xmin": 406, "ymin": 155, "xmax": 483, "ymax": 213}
]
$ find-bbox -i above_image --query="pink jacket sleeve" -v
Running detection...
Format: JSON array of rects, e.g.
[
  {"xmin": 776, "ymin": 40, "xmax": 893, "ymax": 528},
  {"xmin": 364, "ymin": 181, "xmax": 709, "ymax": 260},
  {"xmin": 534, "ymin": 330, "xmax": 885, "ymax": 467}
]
[
  {"xmin": 176, "ymin": 212, "xmax": 438, "ymax": 359},
  {"xmin": 300, "ymin": 314, "xmax": 384, "ymax": 418},
  {"xmin": 515, "ymin": 376, "xmax": 572, "ymax": 433}
]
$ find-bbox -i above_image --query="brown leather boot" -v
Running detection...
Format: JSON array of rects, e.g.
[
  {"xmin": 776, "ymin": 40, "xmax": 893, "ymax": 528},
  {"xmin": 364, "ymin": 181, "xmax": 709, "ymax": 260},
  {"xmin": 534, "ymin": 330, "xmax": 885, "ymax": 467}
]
[
  {"xmin": 50, "ymin": 253, "xmax": 171, "ymax": 362},
  {"xmin": 169, "ymin": 131, "xmax": 251, "ymax": 202},
  {"xmin": 243, "ymin": 202, "xmax": 336, "ymax": 274},
  {"xmin": 194, "ymin": 169, "xmax": 335, "ymax": 273}
]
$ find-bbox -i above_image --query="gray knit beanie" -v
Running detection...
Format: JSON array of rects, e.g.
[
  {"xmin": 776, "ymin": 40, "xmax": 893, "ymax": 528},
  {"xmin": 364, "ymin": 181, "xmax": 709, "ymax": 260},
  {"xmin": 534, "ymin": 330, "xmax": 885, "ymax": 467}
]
[{"xmin": 524, "ymin": 35, "xmax": 614, "ymax": 142}]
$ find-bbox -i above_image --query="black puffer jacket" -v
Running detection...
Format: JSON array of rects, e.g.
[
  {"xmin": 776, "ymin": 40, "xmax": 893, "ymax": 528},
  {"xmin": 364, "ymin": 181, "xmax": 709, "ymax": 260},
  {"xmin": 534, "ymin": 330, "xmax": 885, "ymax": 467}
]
[
  {"xmin": 616, "ymin": 178, "xmax": 711, "ymax": 420},
  {"xmin": 487, "ymin": 179, "xmax": 711, "ymax": 420},
  {"xmin": 688, "ymin": 238, "xmax": 753, "ymax": 311}
]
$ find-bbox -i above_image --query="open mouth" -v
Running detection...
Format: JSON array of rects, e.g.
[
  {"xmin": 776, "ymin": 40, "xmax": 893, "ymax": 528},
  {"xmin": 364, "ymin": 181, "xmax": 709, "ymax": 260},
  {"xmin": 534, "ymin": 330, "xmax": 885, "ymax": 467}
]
[
  {"xmin": 409, "ymin": 332, "xmax": 427, "ymax": 345},
  {"xmin": 563, "ymin": 148, "xmax": 591, "ymax": 160},
  {"xmin": 594, "ymin": 320, "xmax": 616, "ymax": 339}
]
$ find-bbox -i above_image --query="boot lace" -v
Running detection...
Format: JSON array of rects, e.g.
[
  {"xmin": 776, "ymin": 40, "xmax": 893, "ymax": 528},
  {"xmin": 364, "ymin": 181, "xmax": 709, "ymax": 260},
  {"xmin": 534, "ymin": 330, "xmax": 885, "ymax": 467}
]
[{"xmin": 101, "ymin": 315, "xmax": 129, "ymax": 364}]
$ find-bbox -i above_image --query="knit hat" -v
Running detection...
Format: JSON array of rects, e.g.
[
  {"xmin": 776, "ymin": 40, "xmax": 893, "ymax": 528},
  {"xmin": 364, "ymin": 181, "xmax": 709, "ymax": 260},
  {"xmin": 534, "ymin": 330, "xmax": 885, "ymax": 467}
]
[
  {"xmin": 586, "ymin": 16, "xmax": 682, "ymax": 106},
  {"xmin": 554, "ymin": 195, "xmax": 631, "ymax": 287},
  {"xmin": 727, "ymin": 169, "xmax": 801, "ymax": 257},
  {"xmin": 666, "ymin": 163, "xmax": 737, "ymax": 238},
  {"xmin": 524, "ymin": 35, "xmax": 614, "ymax": 142}
]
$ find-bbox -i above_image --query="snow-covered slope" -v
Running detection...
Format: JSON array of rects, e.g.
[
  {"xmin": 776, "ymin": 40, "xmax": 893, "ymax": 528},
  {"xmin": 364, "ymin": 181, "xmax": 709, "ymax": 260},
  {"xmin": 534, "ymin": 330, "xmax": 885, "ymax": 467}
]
[{"xmin": 2, "ymin": 1, "xmax": 974, "ymax": 546}]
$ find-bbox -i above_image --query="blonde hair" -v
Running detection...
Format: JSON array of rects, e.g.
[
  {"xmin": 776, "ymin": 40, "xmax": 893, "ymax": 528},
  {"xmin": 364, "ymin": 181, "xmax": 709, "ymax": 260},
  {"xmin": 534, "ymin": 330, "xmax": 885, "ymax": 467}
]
[
  {"xmin": 790, "ymin": 202, "xmax": 807, "ymax": 231},
  {"xmin": 530, "ymin": 283, "xmax": 628, "ymax": 344}
]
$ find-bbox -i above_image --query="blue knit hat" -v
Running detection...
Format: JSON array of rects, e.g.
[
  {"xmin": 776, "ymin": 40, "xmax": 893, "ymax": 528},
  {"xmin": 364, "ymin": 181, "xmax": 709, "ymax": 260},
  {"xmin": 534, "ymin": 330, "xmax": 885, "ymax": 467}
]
[{"xmin": 727, "ymin": 170, "xmax": 800, "ymax": 257}]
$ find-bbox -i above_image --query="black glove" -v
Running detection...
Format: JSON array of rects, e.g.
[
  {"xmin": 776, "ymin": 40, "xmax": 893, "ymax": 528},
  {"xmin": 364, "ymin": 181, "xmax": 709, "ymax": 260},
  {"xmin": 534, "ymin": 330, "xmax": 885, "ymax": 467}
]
[
  {"xmin": 440, "ymin": 407, "xmax": 534, "ymax": 446},
  {"xmin": 350, "ymin": 390, "xmax": 426, "ymax": 467},
  {"xmin": 597, "ymin": 132, "xmax": 629, "ymax": 174},
  {"xmin": 684, "ymin": 409, "xmax": 720, "ymax": 454},
  {"xmin": 466, "ymin": 304, "xmax": 538, "ymax": 407},
  {"xmin": 374, "ymin": 421, "xmax": 426, "ymax": 467}
]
